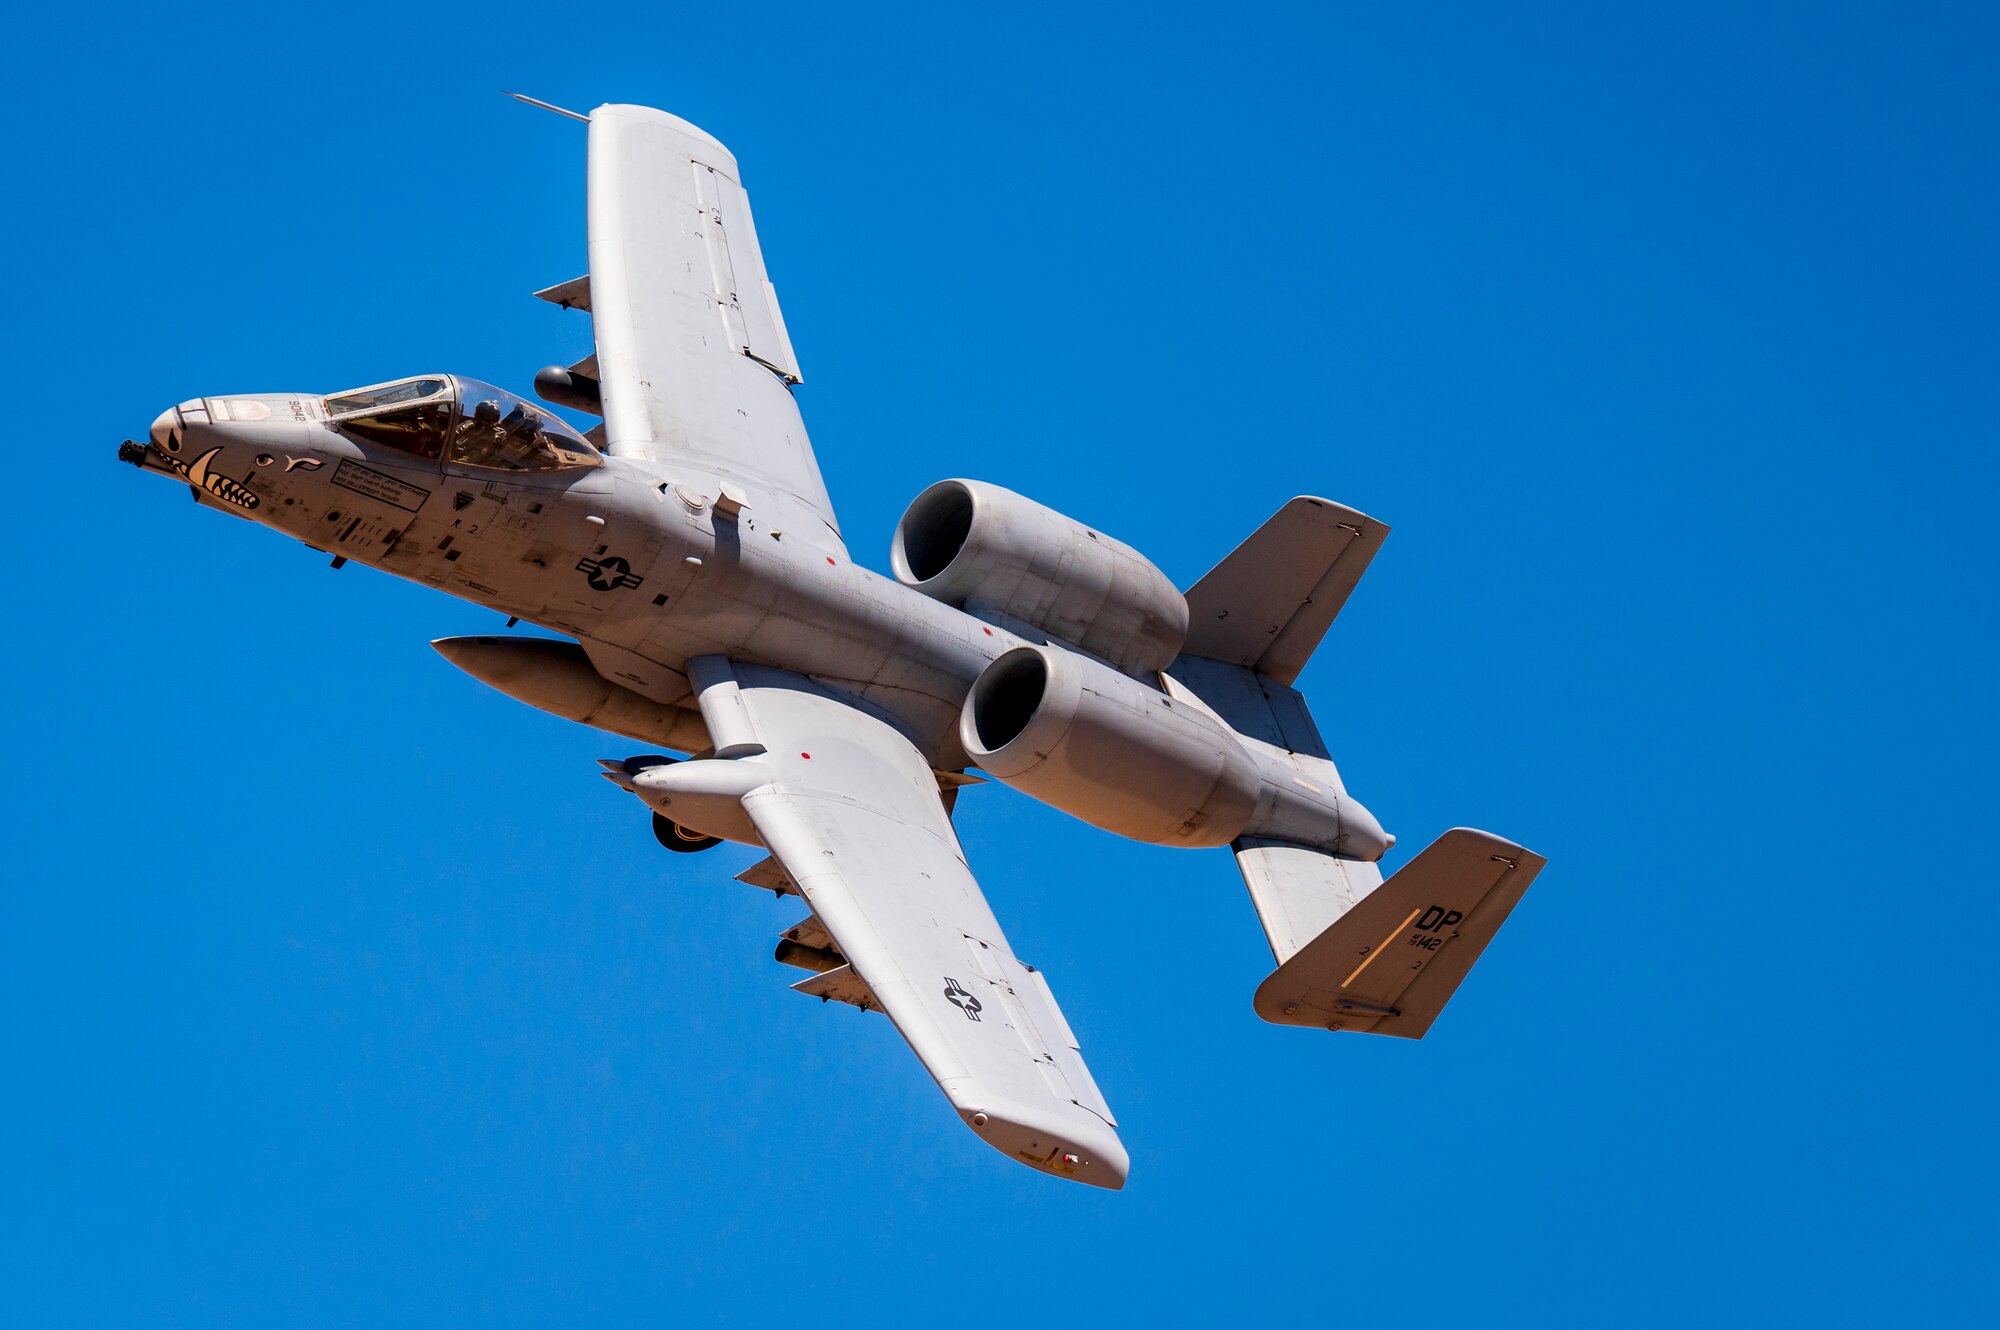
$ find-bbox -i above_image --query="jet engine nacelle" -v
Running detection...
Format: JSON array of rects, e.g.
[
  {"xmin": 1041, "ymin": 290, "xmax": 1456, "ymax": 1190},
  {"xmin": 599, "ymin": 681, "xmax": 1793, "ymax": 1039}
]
[
  {"xmin": 961, "ymin": 643, "xmax": 1260, "ymax": 848},
  {"xmin": 892, "ymin": 479, "xmax": 1188, "ymax": 676}
]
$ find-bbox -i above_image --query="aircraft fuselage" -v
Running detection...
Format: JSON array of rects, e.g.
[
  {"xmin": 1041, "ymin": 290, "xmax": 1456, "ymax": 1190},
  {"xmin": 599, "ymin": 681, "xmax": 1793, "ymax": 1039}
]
[
  {"xmin": 127, "ymin": 383, "xmax": 1395, "ymax": 861},
  {"xmin": 130, "ymin": 391, "xmax": 1019, "ymax": 766}
]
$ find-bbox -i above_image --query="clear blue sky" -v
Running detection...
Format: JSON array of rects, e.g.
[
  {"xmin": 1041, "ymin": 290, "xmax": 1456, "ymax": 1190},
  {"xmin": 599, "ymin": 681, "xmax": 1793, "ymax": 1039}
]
[{"xmin": 5, "ymin": 1, "xmax": 1993, "ymax": 1323}]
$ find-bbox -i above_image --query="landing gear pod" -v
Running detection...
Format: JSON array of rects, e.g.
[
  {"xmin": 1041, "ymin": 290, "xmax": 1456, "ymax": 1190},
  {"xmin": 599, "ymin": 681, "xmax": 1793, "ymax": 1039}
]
[
  {"xmin": 653, "ymin": 812, "xmax": 721, "ymax": 853},
  {"xmin": 599, "ymin": 753, "xmax": 764, "ymax": 848}
]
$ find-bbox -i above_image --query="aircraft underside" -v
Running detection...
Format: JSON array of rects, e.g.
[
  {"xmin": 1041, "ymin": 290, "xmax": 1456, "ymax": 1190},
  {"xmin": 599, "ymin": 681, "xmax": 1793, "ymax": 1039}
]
[{"xmin": 123, "ymin": 100, "xmax": 1544, "ymax": 1188}]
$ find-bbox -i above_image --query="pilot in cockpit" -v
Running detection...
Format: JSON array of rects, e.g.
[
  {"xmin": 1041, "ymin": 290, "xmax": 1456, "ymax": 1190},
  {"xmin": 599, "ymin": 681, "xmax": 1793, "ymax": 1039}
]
[
  {"xmin": 497, "ymin": 404, "xmax": 547, "ymax": 466},
  {"xmin": 454, "ymin": 398, "xmax": 551, "ymax": 470},
  {"xmin": 322, "ymin": 375, "xmax": 600, "ymax": 473}
]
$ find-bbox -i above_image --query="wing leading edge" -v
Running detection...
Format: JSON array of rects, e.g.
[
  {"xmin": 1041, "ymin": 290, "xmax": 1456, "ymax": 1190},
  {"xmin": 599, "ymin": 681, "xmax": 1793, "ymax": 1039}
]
[
  {"xmin": 720, "ymin": 668, "xmax": 1127, "ymax": 1188},
  {"xmin": 585, "ymin": 104, "xmax": 842, "ymax": 549}
]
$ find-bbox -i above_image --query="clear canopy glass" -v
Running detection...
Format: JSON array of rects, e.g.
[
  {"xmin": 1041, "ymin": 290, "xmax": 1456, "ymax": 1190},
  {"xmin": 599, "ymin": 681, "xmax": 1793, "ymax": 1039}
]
[{"xmin": 324, "ymin": 374, "xmax": 599, "ymax": 471}]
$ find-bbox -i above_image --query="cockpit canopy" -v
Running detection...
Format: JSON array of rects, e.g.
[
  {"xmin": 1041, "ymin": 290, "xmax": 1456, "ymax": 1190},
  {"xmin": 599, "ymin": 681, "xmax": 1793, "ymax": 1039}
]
[{"xmin": 323, "ymin": 375, "xmax": 600, "ymax": 472}]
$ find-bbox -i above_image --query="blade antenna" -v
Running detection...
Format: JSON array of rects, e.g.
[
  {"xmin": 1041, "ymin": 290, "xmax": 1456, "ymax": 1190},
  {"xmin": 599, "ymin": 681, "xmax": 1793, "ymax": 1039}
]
[{"xmin": 502, "ymin": 91, "xmax": 589, "ymax": 123}]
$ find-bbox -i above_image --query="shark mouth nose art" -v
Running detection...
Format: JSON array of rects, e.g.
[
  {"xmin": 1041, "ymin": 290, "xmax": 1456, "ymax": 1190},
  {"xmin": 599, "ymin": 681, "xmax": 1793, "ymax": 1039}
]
[
  {"xmin": 136, "ymin": 402, "xmax": 260, "ymax": 511},
  {"xmin": 176, "ymin": 447, "xmax": 260, "ymax": 510}
]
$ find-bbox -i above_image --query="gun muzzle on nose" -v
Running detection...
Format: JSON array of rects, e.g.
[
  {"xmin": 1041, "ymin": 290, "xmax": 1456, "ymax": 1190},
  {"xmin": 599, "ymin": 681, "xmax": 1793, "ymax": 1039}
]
[{"xmin": 1337, "ymin": 795, "xmax": 1395, "ymax": 862}]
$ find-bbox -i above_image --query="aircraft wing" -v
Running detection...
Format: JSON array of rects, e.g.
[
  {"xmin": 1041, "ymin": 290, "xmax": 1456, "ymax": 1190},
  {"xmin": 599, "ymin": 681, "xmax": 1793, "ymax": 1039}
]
[
  {"xmin": 583, "ymin": 104, "xmax": 843, "ymax": 550},
  {"xmin": 727, "ymin": 668, "xmax": 1128, "ymax": 1188}
]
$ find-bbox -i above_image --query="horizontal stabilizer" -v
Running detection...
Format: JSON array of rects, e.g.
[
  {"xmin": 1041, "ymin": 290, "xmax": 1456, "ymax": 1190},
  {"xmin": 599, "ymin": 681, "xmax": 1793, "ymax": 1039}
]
[
  {"xmin": 1254, "ymin": 829, "xmax": 1544, "ymax": 1038},
  {"xmin": 1182, "ymin": 497, "xmax": 1389, "ymax": 685}
]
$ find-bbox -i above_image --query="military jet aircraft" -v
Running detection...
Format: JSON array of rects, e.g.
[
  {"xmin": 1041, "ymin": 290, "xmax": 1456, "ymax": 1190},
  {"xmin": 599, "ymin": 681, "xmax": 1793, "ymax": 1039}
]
[{"xmin": 122, "ymin": 101, "xmax": 1544, "ymax": 1189}]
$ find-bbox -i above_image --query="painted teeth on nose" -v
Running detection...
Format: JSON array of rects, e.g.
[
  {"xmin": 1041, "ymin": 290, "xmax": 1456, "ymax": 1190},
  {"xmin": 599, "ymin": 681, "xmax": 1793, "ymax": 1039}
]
[{"xmin": 184, "ymin": 447, "xmax": 260, "ymax": 511}]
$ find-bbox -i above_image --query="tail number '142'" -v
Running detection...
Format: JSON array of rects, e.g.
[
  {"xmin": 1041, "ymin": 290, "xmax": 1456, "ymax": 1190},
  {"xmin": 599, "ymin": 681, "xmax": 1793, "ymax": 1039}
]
[{"xmin": 1408, "ymin": 905, "xmax": 1463, "ymax": 952}]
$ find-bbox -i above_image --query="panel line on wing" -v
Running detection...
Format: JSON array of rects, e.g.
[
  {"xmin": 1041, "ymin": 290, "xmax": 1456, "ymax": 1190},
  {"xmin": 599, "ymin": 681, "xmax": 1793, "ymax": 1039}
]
[{"xmin": 692, "ymin": 162, "xmax": 749, "ymax": 355}]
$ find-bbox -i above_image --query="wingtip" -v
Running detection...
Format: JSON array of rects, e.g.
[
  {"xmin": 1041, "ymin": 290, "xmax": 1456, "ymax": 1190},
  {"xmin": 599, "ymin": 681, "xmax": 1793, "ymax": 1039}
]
[{"xmin": 959, "ymin": 1105, "xmax": 1129, "ymax": 1190}]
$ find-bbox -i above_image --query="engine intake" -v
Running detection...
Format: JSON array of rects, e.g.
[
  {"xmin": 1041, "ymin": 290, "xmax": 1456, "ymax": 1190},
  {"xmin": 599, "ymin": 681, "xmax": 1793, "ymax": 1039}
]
[
  {"xmin": 963, "ymin": 644, "xmax": 1260, "ymax": 848},
  {"xmin": 892, "ymin": 479, "xmax": 1188, "ymax": 676}
]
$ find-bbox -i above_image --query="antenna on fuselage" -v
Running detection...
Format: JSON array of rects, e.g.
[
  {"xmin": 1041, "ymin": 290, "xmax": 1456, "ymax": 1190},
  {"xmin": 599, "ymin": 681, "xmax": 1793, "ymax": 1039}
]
[{"xmin": 502, "ymin": 91, "xmax": 589, "ymax": 123}]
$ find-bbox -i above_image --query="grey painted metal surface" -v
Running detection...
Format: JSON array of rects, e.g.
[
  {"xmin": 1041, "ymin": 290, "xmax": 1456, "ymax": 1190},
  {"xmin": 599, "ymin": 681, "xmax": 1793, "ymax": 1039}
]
[
  {"xmin": 1253, "ymin": 831, "xmax": 1547, "ymax": 1038},
  {"xmin": 1182, "ymin": 496, "xmax": 1390, "ymax": 685},
  {"xmin": 586, "ymin": 106, "xmax": 835, "ymax": 548},
  {"xmin": 122, "ymin": 101, "xmax": 1543, "ymax": 1188},
  {"xmin": 892, "ymin": 479, "xmax": 1189, "ymax": 676}
]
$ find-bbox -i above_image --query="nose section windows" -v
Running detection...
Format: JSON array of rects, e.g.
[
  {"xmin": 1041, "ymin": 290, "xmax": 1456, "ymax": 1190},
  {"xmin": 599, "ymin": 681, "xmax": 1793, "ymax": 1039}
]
[
  {"xmin": 325, "ymin": 376, "xmax": 454, "ymax": 460},
  {"xmin": 337, "ymin": 401, "xmax": 453, "ymax": 459},
  {"xmin": 325, "ymin": 378, "xmax": 450, "ymax": 415}
]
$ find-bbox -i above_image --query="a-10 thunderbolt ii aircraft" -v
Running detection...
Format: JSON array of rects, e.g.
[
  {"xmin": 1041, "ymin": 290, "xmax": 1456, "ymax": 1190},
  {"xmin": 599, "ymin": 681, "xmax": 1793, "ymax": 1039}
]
[{"xmin": 121, "ymin": 100, "xmax": 1544, "ymax": 1189}]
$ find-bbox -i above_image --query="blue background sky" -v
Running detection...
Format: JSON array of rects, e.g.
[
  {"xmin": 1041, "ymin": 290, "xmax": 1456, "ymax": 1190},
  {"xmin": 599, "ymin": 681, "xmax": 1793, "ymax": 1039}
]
[{"xmin": 5, "ymin": 1, "xmax": 1994, "ymax": 1323}]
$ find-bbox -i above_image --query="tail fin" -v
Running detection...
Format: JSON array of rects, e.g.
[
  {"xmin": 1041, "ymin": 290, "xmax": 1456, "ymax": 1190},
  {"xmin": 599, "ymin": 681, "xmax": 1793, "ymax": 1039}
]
[
  {"xmin": 1181, "ymin": 496, "xmax": 1389, "ymax": 685},
  {"xmin": 1182, "ymin": 498, "xmax": 1536, "ymax": 1036},
  {"xmin": 1235, "ymin": 837, "xmax": 1385, "ymax": 963},
  {"xmin": 1242, "ymin": 829, "xmax": 1545, "ymax": 1039}
]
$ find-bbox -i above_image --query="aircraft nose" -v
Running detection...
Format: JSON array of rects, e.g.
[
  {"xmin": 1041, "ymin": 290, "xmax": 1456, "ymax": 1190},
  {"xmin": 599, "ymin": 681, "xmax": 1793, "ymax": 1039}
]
[{"xmin": 149, "ymin": 406, "xmax": 182, "ymax": 450}]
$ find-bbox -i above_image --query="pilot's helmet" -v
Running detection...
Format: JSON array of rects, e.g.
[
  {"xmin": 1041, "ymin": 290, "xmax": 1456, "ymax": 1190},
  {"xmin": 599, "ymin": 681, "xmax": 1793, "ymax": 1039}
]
[{"xmin": 472, "ymin": 400, "xmax": 502, "ymax": 427}]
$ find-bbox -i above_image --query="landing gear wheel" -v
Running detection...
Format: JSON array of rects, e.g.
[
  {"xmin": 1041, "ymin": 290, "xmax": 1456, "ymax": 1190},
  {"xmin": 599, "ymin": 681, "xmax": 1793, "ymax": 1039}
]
[{"xmin": 653, "ymin": 811, "xmax": 721, "ymax": 853}]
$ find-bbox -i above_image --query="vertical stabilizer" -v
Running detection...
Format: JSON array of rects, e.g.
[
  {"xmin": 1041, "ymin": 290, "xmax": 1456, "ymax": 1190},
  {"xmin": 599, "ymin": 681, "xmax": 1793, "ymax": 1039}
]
[
  {"xmin": 1180, "ymin": 497, "xmax": 1388, "ymax": 685},
  {"xmin": 1252, "ymin": 829, "xmax": 1545, "ymax": 1038}
]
